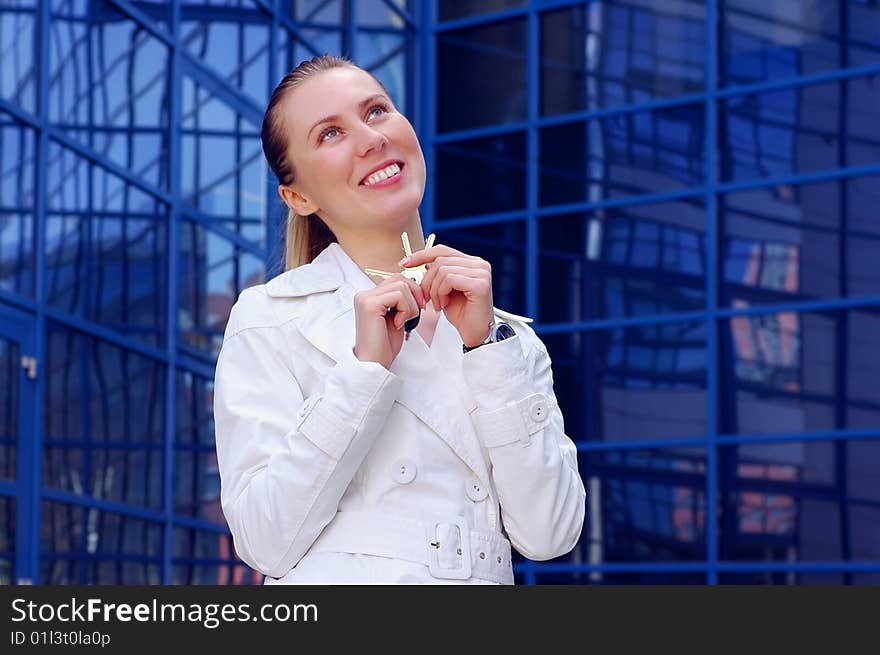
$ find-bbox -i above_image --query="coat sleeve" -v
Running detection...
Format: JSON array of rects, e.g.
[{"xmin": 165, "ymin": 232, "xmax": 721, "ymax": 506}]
[
  {"xmin": 213, "ymin": 290, "xmax": 402, "ymax": 578},
  {"xmin": 461, "ymin": 324, "xmax": 585, "ymax": 561}
]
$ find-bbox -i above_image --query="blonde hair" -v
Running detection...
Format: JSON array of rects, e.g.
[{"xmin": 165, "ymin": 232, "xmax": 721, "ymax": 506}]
[{"xmin": 261, "ymin": 54, "xmax": 390, "ymax": 270}]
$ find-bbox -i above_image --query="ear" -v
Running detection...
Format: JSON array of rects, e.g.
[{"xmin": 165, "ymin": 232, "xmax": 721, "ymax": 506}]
[{"xmin": 278, "ymin": 184, "xmax": 319, "ymax": 216}]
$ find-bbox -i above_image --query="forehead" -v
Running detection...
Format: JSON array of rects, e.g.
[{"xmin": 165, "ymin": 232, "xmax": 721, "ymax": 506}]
[{"xmin": 283, "ymin": 67, "xmax": 387, "ymax": 138}]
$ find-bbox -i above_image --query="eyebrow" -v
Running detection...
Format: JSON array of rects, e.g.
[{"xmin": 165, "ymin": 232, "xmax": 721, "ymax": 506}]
[{"xmin": 306, "ymin": 94, "xmax": 390, "ymax": 142}]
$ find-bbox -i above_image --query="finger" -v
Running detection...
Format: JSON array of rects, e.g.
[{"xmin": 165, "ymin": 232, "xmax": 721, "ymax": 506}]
[
  {"xmin": 385, "ymin": 283, "xmax": 420, "ymax": 329},
  {"xmin": 419, "ymin": 256, "xmax": 477, "ymax": 299},
  {"xmin": 430, "ymin": 266, "xmax": 487, "ymax": 309},
  {"xmin": 400, "ymin": 244, "xmax": 466, "ymax": 268},
  {"xmin": 384, "ymin": 273, "xmax": 427, "ymax": 309},
  {"xmin": 437, "ymin": 272, "xmax": 492, "ymax": 310}
]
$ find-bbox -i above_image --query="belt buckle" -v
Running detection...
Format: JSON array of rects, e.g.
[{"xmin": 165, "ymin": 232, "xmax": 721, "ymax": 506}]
[{"xmin": 425, "ymin": 517, "xmax": 472, "ymax": 580}]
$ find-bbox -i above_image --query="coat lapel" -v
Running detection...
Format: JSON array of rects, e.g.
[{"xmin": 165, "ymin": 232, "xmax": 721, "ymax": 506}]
[{"xmin": 264, "ymin": 249, "xmax": 491, "ymax": 486}]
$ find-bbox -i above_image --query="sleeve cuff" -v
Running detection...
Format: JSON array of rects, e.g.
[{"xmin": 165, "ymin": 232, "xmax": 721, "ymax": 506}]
[
  {"xmin": 297, "ymin": 346, "xmax": 401, "ymax": 459},
  {"xmin": 461, "ymin": 334, "xmax": 531, "ymax": 411}
]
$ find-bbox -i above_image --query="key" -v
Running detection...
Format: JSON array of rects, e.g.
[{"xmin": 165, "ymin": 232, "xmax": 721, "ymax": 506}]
[{"xmin": 363, "ymin": 232, "xmax": 437, "ymax": 338}]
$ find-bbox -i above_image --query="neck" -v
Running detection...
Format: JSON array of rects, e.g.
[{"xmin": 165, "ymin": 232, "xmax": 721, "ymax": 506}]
[{"xmin": 332, "ymin": 212, "xmax": 427, "ymax": 279}]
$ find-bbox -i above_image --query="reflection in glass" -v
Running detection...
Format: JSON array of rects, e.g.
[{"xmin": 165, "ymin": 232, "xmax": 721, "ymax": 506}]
[
  {"xmin": 0, "ymin": 496, "xmax": 14, "ymax": 585},
  {"xmin": 42, "ymin": 326, "xmax": 165, "ymax": 510},
  {"xmin": 722, "ymin": 176, "xmax": 880, "ymax": 307},
  {"xmin": 179, "ymin": 220, "xmax": 265, "ymax": 357},
  {"xmin": 437, "ymin": 19, "xmax": 526, "ymax": 133},
  {"xmin": 181, "ymin": 0, "xmax": 270, "ymax": 107},
  {"xmin": 172, "ymin": 527, "xmax": 261, "ymax": 585},
  {"xmin": 437, "ymin": 0, "xmax": 525, "ymax": 22},
  {"xmin": 723, "ymin": 0, "xmax": 880, "ymax": 85},
  {"xmin": 358, "ymin": 0, "xmax": 409, "ymax": 28},
  {"xmin": 49, "ymin": 0, "xmax": 170, "ymax": 188},
  {"xmin": 721, "ymin": 78, "xmax": 880, "ymax": 182},
  {"xmin": 540, "ymin": 200, "xmax": 706, "ymax": 323},
  {"xmin": 175, "ymin": 371, "xmax": 222, "ymax": 523},
  {"xmin": 719, "ymin": 439, "xmax": 880, "ymax": 564},
  {"xmin": 435, "ymin": 131, "xmax": 526, "ymax": 220},
  {"xmin": 440, "ymin": 221, "xmax": 527, "ymax": 318},
  {"xmin": 544, "ymin": 320, "xmax": 707, "ymax": 443},
  {"xmin": 533, "ymin": 448, "xmax": 707, "ymax": 577},
  {"xmin": 0, "ymin": 337, "xmax": 18, "ymax": 481},
  {"xmin": 0, "ymin": 1, "xmax": 36, "ymax": 112},
  {"xmin": 40, "ymin": 501, "xmax": 162, "ymax": 584},
  {"xmin": 45, "ymin": 144, "xmax": 168, "ymax": 348},
  {"xmin": 541, "ymin": 2, "xmax": 704, "ymax": 116},
  {"xmin": 540, "ymin": 104, "xmax": 704, "ymax": 207},
  {"xmin": 0, "ymin": 113, "xmax": 36, "ymax": 298},
  {"xmin": 181, "ymin": 78, "xmax": 266, "ymax": 246}
]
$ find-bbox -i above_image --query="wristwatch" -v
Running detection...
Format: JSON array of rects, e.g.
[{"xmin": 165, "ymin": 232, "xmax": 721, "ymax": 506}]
[{"xmin": 462, "ymin": 321, "xmax": 516, "ymax": 353}]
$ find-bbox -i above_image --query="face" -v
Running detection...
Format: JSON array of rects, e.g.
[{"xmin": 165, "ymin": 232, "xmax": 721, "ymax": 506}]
[{"xmin": 279, "ymin": 67, "xmax": 427, "ymax": 235}]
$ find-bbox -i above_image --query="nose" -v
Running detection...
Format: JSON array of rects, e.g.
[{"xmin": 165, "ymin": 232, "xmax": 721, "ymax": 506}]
[{"xmin": 357, "ymin": 124, "xmax": 389, "ymax": 157}]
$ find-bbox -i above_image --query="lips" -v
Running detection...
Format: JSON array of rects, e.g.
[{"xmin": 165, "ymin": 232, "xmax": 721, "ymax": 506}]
[{"xmin": 359, "ymin": 159, "xmax": 405, "ymax": 186}]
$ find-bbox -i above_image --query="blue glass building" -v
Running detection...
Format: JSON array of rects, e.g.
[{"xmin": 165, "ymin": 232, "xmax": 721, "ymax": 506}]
[{"xmin": 0, "ymin": 0, "xmax": 878, "ymax": 585}]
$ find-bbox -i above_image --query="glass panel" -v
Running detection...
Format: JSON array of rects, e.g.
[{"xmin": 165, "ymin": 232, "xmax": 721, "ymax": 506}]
[
  {"xmin": 438, "ymin": 220, "xmax": 527, "ymax": 318},
  {"xmin": 0, "ymin": 112, "xmax": 36, "ymax": 298},
  {"xmin": 49, "ymin": 0, "xmax": 170, "ymax": 189},
  {"xmin": 539, "ymin": 200, "xmax": 706, "ymax": 323},
  {"xmin": 40, "ymin": 501, "xmax": 162, "ymax": 584},
  {"xmin": 172, "ymin": 527, "xmax": 262, "ymax": 584},
  {"xmin": 544, "ymin": 320, "xmax": 708, "ymax": 443},
  {"xmin": 438, "ymin": 0, "xmax": 525, "ymax": 22},
  {"xmin": 0, "ymin": 1, "xmax": 36, "ymax": 113},
  {"xmin": 175, "ymin": 370, "xmax": 222, "ymax": 523},
  {"xmin": 530, "ymin": 571, "xmax": 706, "ymax": 585},
  {"xmin": 539, "ymin": 104, "xmax": 705, "ymax": 207},
  {"xmin": 0, "ymin": 496, "xmax": 14, "ymax": 585},
  {"xmin": 181, "ymin": 78, "xmax": 267, "ymax": 247},
  {"xmin": 291, "ymin": 0, "xmax": 342, "ymax": 22},
  {"xmin": 358, "ymin": 0, "xmax": 408, "ymax": 28},
  {"xmin": 359, "ymin": 32, "xmax": 407, "ymax": 110},
  {"xmin": 722, "ymin": 175, "xmax": 880, "ymax": 307},
  {"xmin": 848, "ymin": 310, "xmax": 880, "ymax": 430},
  {"xmin": 437, "ymin": 18, "xmax": 526, "ymax": 133},
  {"xmin": 723, "ymin": 0, "xmax": 880, "ymax": 86},
  {"xmin": 42, "ymin": 326, "xmax": 165, "ymax": 510},
  {"xmin": 46, "ymin": 144, "xmax": 168, "ymax": 348},
  {"xmin": 368, "ymin": 52, "xmax": 407, "ymax": 115},
  {"xmin": 435, "ymin": 131, "xmax": 526, "ymax": 220},
  {"xmin": 276, "ymin": 26, "xmax": 343, "ymax": 83},
  {"xmin": 0, "ymin": 336, "xmax": 19, "ymax": 481},
  {"xmin": 181, "ymin": 0, "xmax": 271, "ymax": 108},
  {"xmin": 179, "ymin": 220, "xmax": 266, "ymax": 357},
  {"xmin": 541, "ymin": 2, "xmax": 704, "ymax": 116},
  {"xmin": 551, "ymin": 448, "xmax": 708, "ymax": 569},
  {"xmin": 719, "ymin": 439, "xmax": 880, "ymax": 562},
  {"xmin": 721, "ymin": 76, "xmax": 880, "ymax": 183},
  {"xmin": 722, "ymin": 309, "xmax": 877, "ymax": 435}
]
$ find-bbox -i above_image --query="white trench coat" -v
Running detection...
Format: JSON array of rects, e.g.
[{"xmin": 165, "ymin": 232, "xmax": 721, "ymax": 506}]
[{"xmin": 213, "ymin": 242, "xmax": 586, "ymax": 584}]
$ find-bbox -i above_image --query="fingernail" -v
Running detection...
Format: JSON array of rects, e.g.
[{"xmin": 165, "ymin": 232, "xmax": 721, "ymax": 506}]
[{"xmin": 398, "ymin": 256, "xmax": 410, "ymax": 266}]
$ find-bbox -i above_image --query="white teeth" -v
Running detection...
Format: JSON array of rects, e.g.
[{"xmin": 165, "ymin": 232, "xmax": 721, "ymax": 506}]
[{"xmin": 363, "ymin": 163, "xmax": 401, "ymax": 186}]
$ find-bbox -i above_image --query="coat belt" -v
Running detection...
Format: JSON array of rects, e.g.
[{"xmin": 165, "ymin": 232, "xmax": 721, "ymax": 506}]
[{"xmin": 307, "ymin": 511, "xmax": 515, "ymax": 585}]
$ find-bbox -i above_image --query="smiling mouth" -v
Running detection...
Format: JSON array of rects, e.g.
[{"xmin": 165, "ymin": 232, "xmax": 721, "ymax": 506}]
[{"xmin": 360, "ymin": 162, "xmax": 404, "ymax": 186}]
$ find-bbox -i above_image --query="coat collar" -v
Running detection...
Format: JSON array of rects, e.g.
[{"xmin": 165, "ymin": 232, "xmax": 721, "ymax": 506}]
[{"xmin": 263, "ymin": 243, "xmax": 491, "ymax": 487}]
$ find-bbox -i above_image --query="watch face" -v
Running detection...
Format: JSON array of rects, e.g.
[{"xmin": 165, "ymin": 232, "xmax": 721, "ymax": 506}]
[{"xmin": 493, "ymin": 322, "xmax": 516, "ymax": 341}]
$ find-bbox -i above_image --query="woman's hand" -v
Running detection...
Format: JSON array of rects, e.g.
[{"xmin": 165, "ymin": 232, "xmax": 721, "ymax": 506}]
[
  {"xmin": 400, "ymin": 245, "xmax": 495, "ymax": 348},
  {"xmin": 353, "ymin": 273, "xmax": 426, "ymax": 370}
]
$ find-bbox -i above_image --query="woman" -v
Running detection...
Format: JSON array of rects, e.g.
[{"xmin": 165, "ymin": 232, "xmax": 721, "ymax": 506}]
[{"xmin": 213, "ymin": 55, "xmax": 585, "ymax": 584}]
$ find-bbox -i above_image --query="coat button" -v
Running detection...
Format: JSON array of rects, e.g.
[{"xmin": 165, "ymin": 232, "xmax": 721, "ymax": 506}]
[
  {"xmin": 530, "ymin": 399, "xmax": 548, "ymax": 422},
  {"xmin": 392, "ymin": 459, "xmax": 417, "ymax": 484},
  {"xmin": 465, "ymin": 477, "xmax": 488, "ymax": 502}
]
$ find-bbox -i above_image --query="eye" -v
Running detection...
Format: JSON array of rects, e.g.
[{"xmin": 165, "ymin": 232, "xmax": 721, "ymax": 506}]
[
  {"xmin": 319, "ymin": 126, "xmax": 340, "ymax": 143},
  {"xmin": 367, "ymin": 103, "xmax": 389, "ymax": 121}
]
